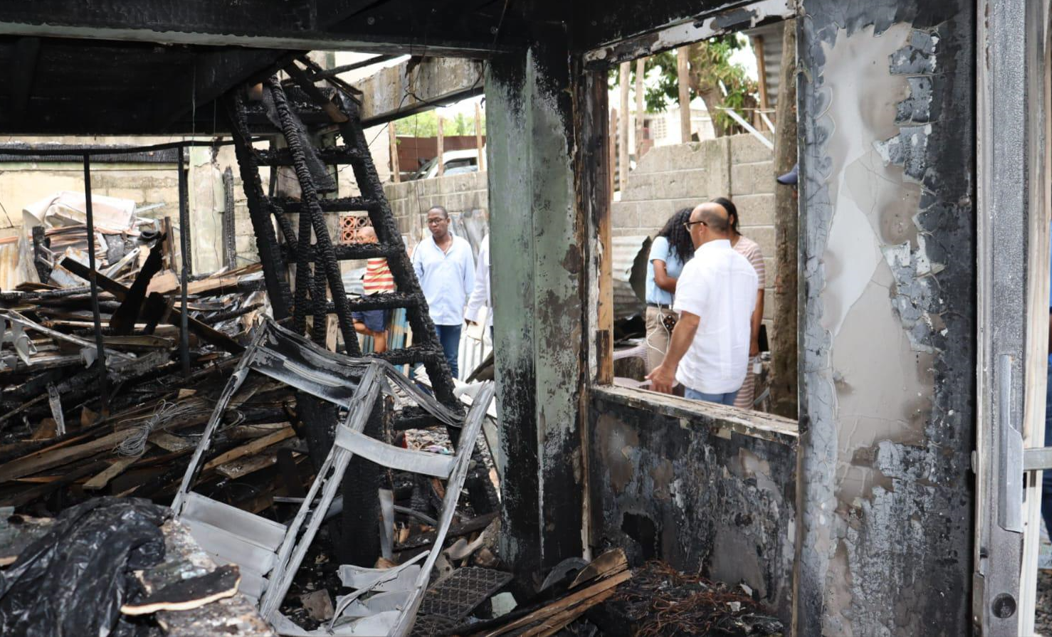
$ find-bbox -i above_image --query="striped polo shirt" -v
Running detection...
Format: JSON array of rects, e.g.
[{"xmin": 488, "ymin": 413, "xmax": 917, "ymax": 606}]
[{"xmin": 363, "ymin": 257, "xmax": 395, "ymax": 294}]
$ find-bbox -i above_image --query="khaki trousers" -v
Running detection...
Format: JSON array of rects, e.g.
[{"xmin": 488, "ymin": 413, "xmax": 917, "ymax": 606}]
[{"xmin": 644, "ymin": 306, "xmax": 677, "ymax": 372}]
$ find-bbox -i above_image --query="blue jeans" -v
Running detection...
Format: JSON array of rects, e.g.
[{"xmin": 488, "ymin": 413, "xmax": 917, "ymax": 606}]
[
  {"xmin": 685, "ymin": 387, "xmax": 739, "ymax": 406},
  {"xmin": 435, "ymin": 324, "xmax": 462, "ymax": 379},
  {"xmin": 1043, "ymin": 359, "xmax": 1052, "ymax": 537}
]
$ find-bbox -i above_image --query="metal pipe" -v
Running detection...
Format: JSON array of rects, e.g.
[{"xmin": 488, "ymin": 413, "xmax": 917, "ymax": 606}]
[
  {"xmin": 178, "ymin": 145, "xmax": 191, "ymax": 376},
  {"xmin": 309, "ymin": 54, "xmax": 399, "ymax": 80},
  {"xmin": 82, "ymin": 154, "xmax": 108, "ymax": 415}
]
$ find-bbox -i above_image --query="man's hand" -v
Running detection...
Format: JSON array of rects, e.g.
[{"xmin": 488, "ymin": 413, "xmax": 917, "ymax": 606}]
[
  {"xmin": 646, "ymin": 364, "xmax": 677, "ymax": 394},
  {"xmin": 465, "ymin": 319, "xmax": 477, "ymax": 326},
  {"xmin": 750, "ymin": 339, "xmax": 760, "ymax": 357},
  {"xmin": 647, "ymin": 310, "xmax": 698, "ymax": 395}
]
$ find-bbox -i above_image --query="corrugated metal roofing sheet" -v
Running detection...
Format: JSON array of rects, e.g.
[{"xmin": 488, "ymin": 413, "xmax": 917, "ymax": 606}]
[{"xmin": 611, "ymin": 235, "xmax": 651, "ymax": 320}]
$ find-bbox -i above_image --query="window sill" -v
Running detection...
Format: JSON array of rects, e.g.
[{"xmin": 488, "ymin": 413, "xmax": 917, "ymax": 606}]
[{"xmin": 590, "ymin": 384, "xmax": 798, "ymax": 445}]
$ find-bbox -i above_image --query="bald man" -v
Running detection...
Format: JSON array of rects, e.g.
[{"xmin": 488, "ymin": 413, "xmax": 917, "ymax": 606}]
[{"xmin": 647, "ymin": 203, "xmax": 757, "ymax": 405}]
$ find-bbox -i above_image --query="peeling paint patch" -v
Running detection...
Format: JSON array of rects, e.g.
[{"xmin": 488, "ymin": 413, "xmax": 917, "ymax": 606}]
[
  {"xmin": 889, "ymin": 30, "xmax": 938, "ymax": 74},
  {"xmin": 798, "ymin": 2, "xmax": 975, "ymax": 634},
  {"xmin": 875, "ymin": 124, "xmax": 931, "ymax": 182}
]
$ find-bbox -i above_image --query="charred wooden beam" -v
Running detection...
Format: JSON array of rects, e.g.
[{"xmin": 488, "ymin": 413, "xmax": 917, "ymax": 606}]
[
  {"xmin": 82, "ymin": 154, "xmax": 108, "ymax": 416},
  {"xmin": 59, "ymin": 257, "xmax": 244, "ymax": 354}
]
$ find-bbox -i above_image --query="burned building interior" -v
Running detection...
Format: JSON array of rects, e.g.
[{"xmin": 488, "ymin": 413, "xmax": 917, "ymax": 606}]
[{"xmin": 0, "ymin": 0, "xmax": 1051, "ymax": 636}]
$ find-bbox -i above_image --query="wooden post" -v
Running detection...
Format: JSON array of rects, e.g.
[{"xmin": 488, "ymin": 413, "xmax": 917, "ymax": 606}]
[
  {"xmin": 676, "ymin": 47, "xmax": 691, "ymax": 143},
  {"xmin": 82, "ymin": 154, "xmax": 108, "ymax": 416},
  {"xmin": 389, "ymin": 123, "xmax": 400, "ymax": 183},
  {"xmin": 436, "ymin": 114, "xmax": 445, "ymax": 177},
  {"xmin": 609, "ymin": 108, "xmax": 618, "ymax": 200},
  {"xmin": 474, "ymin": 102, "xmax": 485, "ymax": 172},
  {"xmin": 162, "ymin": 216, "xmax": 175, "ymax": 270},
  {"xmin": 752, "ymin": 36, "xmax": 770, "ymax": 131},
  {"xmin": 221, "ymin": 167, "xmax": 237, "ymax": 269},
  {"xmin": 771, "ymin": 20, "xmax": 797, "ymax": 419},
  {"xmin": 634, "ymin": 58, "xmax": 646, "ymax": 159},
  {"xmin": 178, "ymin": 145, "xmax": 191, "ymax": 376},
  {"xmin": 618, "ymin": 62, "xmax": 630, "ymax": 191}
]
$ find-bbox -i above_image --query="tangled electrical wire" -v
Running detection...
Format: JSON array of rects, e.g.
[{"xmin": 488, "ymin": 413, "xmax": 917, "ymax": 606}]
[
  {"xmin": 613, "ymin": 561, "xmax": 783, "ymax": 637},
  {"xmin": 115, "ymin": 399, "xmax": 210, "ymax": 457}
]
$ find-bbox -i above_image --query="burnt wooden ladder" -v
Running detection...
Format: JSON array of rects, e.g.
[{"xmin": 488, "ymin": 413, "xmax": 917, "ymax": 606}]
[{"xmin": 224, "ymin": 60, "xmax": 458, "ymax": 409}]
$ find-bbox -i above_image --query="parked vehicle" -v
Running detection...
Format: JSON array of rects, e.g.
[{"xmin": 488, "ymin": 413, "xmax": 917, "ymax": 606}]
[{"xmin": 411, "ymin": 148, "xmax": 482, "ymax": 180}]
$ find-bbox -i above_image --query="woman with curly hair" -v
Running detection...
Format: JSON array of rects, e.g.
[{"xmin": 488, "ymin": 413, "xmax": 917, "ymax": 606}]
[
  {"xmin": 711, "ymin": 196, "xmax": 766, "ymax": 410},
  {"xmin": 644, "ymin": 207, "xmax": 696, "ymax": 372}
]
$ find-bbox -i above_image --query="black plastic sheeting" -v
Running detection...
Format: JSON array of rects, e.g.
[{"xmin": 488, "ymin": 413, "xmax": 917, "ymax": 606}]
[{"xmin": 0, "ymin": 497, "xmax": 169, "ymax": 637}]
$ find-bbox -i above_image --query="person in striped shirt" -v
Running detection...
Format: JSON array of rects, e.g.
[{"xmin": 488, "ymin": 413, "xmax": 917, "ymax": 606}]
[
  {"xmin": 711, "ymin": 197, "xmax": 765, "ymax": 410},
  {"xmin": 352, "ymin": 225, "xmax": 395, "ymax": 353}
]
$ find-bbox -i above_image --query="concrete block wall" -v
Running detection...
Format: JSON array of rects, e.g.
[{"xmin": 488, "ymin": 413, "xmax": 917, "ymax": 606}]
[
  {"xmin": 383, "ymin": 171, "xmax": 489, "ymax": 243},
  {"xmin": 612, "ymin": 133, "xmax": 778, "ymax": 325},
  {"xmin": 0, "ymin": 140, "xmax": 260, "ymax": 277}
]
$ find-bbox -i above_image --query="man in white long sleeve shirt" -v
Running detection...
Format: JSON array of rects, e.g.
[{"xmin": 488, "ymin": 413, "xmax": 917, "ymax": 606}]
[
  {"xmin": 465, "ymin": 234, "xmax": 492, "ymax": 338},
  {"xmin": 411, "ymin": 206, "xmax": 475, "ymax": 378}
]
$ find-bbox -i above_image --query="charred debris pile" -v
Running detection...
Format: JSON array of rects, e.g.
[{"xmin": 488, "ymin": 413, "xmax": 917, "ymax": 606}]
[{"xmin": 0, "ymin": 224, "xmax": 781, "ymax": 636}]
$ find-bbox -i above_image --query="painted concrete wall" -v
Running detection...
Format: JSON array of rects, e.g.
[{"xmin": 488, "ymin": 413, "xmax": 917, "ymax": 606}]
[
  {"xmin": 589, "ymin": 391, "xmax": 798, "ymax": 624},
  {"xmin": 383, "ymin": 171, "xmax": 488, "ymax": 242},
  {"xmin": 188, "ymin": 144, "xmax": 259, "ymax": 273},
  {"xmin": 0, "ymin": 137, "xmax": 261, "ymax": 277},
  {"xmin": 795, "ymin": 2, "xmax": 975, "ymax": 635}
]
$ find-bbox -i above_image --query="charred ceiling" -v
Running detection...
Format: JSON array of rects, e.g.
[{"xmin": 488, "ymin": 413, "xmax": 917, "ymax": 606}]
[
  {"xmin": 0, "ymin": 37, "xmax": 291, "ymax": 135},
  {"xmin": 0, "ymin": 0, "xmax": 529, "ymax": 136},
  {"xmin": 0, "ymin": 0, "xmax": 780, "ymax": 137}
]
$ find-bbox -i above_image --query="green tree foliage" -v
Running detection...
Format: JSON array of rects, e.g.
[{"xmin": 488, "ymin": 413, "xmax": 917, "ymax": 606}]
[
  {"xmin": 609, "ymin": 35, "xmax": 759, "ymax": 137},
  {"xmin": 393, "ymin": 111, "xmax": 438, "ymax": 136},
  {"xmin": 392, "ymin": 110, "xmax": 483, "ymax": 137}
]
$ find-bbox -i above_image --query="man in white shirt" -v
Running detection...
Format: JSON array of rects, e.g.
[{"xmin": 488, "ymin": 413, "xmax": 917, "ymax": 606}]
[
  {"xmin": 465, "ymin": 234, "xmax": 492, "ymax": 339},
  {"xmin": 412, "ymin": 206, "xmax": 475, "ymax": 378},
  {"xmin": 646, "ymin": 203, "xmax": 757, "ymax": 405}
]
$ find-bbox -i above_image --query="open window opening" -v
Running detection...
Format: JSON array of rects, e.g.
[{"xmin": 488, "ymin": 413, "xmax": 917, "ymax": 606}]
[{"xmin": 592, "ymin": 13, "xmax": 799, "ymax": 425}]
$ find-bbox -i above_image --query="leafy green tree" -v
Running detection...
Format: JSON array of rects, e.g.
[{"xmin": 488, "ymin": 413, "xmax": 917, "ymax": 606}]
[
  {"xmin": 391, "ymin": 109, "xmax": 484, "ymax": 137},
  {"xmin": 611, "ymin": 35, "xmax": 759, "ymax": 137},
  {"xmin": 392, "ymin": 111, "xmax": 438, "ymax": 137},
  {"xmin": 451, "ymin": 112, "xmax": 471, "ymax": 135}
]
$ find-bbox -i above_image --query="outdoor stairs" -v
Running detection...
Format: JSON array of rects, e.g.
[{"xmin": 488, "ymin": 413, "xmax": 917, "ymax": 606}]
[{"xmin": 225, "ymin": 57, "xmax": 458, "ymax": 409}]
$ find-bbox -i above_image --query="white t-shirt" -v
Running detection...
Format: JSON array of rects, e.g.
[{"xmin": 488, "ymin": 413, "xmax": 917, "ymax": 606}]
[{"xmin": 673, "ymin": 239, "xmax": 758, "ymax": 394}]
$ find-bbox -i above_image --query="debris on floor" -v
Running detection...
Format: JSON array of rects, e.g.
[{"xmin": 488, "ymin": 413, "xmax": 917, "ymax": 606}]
[
  {"xmin": 0, "ymin": 68, "xmax": 786, "ymax": 637},
  {"xmin": 593, "ymin": 560, "xmax": 784, "ymax": 637},
  {"xmin": 0, "ymin": 496, "xmax": 274, "ymax": 637},
  {"xmin": 0, "ymin": 277, "xmax": 786, "ymax": 636},
  {"xmin": 1037, "ymin": 568, "xmax": 1052, "ymax": 637}
]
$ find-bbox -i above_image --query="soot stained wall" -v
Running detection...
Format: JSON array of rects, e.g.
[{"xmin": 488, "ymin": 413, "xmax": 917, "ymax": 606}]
[
  {"xmin": 796, "ymin": 1, "xmax": 975, "ymax": 634},
  {"xmin": 589, "ymin": 392, "xmax": 797, "ymax": 623}
]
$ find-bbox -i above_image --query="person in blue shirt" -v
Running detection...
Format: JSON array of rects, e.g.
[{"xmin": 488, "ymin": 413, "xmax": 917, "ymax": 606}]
[
  {"xmin": 644, "ymin": 208, "xmax": 695, "ymax": 372},
  {"xmin": 411, "ymin": 206, "xmax": 475, "ymax": 378}
]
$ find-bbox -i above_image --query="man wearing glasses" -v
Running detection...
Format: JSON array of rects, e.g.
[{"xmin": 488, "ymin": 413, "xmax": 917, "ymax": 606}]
[
  {"xmin": 412, "ymin": 206, "xmax": 475, "ymax": 378},
  {"xmin": 646, "ymin": 203, "xmax": 757, "ymax": 405}
]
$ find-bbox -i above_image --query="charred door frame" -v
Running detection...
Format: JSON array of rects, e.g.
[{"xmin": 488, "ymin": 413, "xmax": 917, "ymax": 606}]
[
  {"xmin": 577, "ymin": 0, "xmax": 800, "ymax": 573},
  {"xmin": 974, "ymin": 0, "xmax": 1051, "ymax": 633}
]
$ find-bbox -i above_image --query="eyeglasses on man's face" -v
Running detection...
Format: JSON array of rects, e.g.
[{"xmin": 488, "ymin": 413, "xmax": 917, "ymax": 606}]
[{"xmin": 683, "ymin": 220, "xmax": 707, "ymax": 230}]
